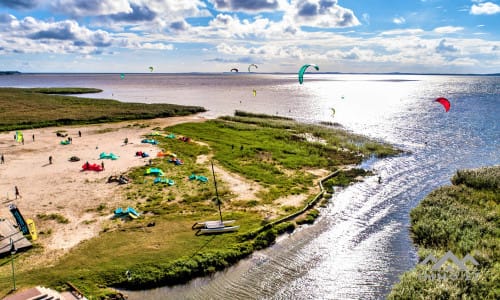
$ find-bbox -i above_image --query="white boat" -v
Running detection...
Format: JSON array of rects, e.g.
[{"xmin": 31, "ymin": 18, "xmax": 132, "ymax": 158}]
[
  {"xmin": 198, "ymin": 225, "xmax": 240, "ymax": 234},
  {"xmin": 192, "ymin": 220, "xmax": 236, "ymax": 229},
  {"xmin": 192, "ymin": 161, "xmax": 239, "ymax": 235}
]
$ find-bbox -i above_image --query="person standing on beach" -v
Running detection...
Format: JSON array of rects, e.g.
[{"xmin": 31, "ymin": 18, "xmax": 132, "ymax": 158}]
[
  {"xmin": 32, "ymin": 134, "xmax": 35, "ymax": 142},
  {"xmin": 49, "ymin": 156, "xmax": 53, "ymax": 164},
  {"xmin": 78, "ymin": 130, "xmax": 82, "ymax": 137},
  {"xmin": 101, "ymin": 161, "xmax": 105, "ymax": 170},
  {"xmin": 15, "ymin": 186, "xmax": 20, "ymax": 199},
  {"xmin": 1, "ymin": 154, "xmax": 4, "ymax": 164}
]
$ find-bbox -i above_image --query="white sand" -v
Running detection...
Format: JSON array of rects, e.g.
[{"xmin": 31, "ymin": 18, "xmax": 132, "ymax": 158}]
[{"xmin": 0, "ymin": 116, "xmax": 204, "ymax": 256}]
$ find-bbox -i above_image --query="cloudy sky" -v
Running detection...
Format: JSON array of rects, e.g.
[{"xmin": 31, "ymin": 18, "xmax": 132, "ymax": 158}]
[{"xmin": 1, "ymin": 0, "xmax": 499, "ymax": 73}]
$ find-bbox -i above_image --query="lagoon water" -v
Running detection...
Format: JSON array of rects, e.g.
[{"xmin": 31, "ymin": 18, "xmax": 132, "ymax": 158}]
[{"xmin": 1, "ymin": 73, "xmax": 499, "ymax": 299}]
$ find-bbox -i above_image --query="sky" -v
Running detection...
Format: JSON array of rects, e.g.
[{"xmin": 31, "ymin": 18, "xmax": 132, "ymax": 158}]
[{"xmin": 0, "ymin": 0, "xmax": 499, "ymax": 73}]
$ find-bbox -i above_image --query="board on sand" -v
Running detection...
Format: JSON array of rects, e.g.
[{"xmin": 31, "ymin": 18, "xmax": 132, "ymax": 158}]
[{"xmin": 26, "ymin": 218, "xmax": 38, "ymax": 241}]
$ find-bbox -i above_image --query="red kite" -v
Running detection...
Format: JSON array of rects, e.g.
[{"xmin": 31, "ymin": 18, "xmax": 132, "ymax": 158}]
[{"xmin": 435, "ymin": 97, "xmax": 450, "ymax": 112}]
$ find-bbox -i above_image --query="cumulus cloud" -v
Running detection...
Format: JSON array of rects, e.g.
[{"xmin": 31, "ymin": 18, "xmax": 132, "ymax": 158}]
[
  {"xmin": 434, "ymin": 26, "xmax": 464, "ymax": 34},
  {"xmin": 139, "ymin": 42, "xmax": 174, "ymax": 50},
  {"xmin": 393, "ymin": 16, "xmax": 405, "ymax": 24},
  {"xmin": 108, "ymin": 4, "xmax": 156, "ymax": 22},
  {"xmin": 53, "ymin": 0, "xmax": 132, "ymax": 16},
  {"xmin": 470, "ymin": 2, "xmax": 500, "ymax": 15},
  {"xmin": 0, "ymin": 0, "xmax": 37, "ymax": 9},
  {"xmin": 436, "ymin": 39, "xmax": 459, "ymax": 53},
  {"xmin": 209, "ymin": 0, "xmax": 285, "ymax": 12},
  {"xmin": 289, "ymin": 0, "xmax": 360, "ymax": 28},
  {"xmin": 169, "ymin": 20, "xmax": 190, "ymax": 31}
]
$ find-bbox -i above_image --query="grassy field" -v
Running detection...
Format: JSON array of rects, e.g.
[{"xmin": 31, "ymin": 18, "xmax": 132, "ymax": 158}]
[
  {"xmin": 0, "ymin": 87, "xmax": 205, "ymax": 131},
  {"xmin": 388, "ymin": 166, "xmax": 499, "ymax": 300},
  {"xmin": 0, "ymin": 112, "xmax": 399, "ymax": 298}
]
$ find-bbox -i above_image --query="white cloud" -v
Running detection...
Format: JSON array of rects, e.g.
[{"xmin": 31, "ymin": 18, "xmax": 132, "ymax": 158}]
[
  {"xmin": 470, "ymin": 2, "xmax": 500, "ymax": 15},
  {"xmin": 139, "ymin": 42, "xmax": 174, "ymax": 50},
  {"xmin": 393, "ymin": 16, "xmax": 405, "ymax": 25},
  {"xmin": 380, "ymin": 29, "xmax": 424, "ymax": 36},
  {"xmin": 286, "ymin": 0, "xmax": 360, "ymax": 28},
  {"xmin": 434, "ymin": 26, "xmax": 464, "ymax": 34},
  {"xmin": 53, "ymin": 0, "xmax": 132, "ymax": 16},
  {"xmin": 208, "ymin": 0, "xmax": 288, "ymax": 12}
]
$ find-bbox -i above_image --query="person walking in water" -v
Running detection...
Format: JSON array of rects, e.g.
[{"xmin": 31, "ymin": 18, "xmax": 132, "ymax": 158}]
[{"xmin": 15, "ymin": 186, "xmax": 20, "ymax": 199}]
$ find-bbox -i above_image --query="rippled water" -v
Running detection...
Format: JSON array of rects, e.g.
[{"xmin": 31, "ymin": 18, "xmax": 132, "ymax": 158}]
[{"xmin": 1, "ymin": 73, "xmax": 498, "ymax": 299}]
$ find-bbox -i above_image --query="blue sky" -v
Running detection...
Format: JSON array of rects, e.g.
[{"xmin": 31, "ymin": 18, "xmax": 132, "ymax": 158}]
[{"xmin": 0, "ymin": 0, "xmax": 499, "ymax": 73}]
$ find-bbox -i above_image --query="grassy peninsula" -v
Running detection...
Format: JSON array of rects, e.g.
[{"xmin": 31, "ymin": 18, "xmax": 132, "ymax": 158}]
[
  {"xmin": 389, "ymin": 166, "xmax": 500, "ymax": 299},
  {"xmin": 0, "ymin": 87, "xmax": 205, "ymax": 131},
  {"xmin": 0, "ymin": 106, "xmax": 399, "ymax": 298}
]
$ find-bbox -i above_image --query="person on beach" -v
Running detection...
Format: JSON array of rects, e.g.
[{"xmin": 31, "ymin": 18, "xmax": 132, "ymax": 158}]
[
  {"xmin": 1, "ymin": 154, "xmax": 4, "ymax": 164},
  {"xmin": 32, "ymin": 134, "xmax": 35, "ymax": 142},
  {"xmin": 15, "ymin": 186, "xmax": 20, "ymax": 199},
  {"xmin": 78, "ymin": 130, "xmax": 81, "ymax": 137},
  {"xmin": 378, "ymin": 176, "xmax": 382, "ymax": 184},
  {"xmin": 49, "ymin": 156, "xmax": 53, "ymax": 164},
  {"xmin": 101, "ymin": 161, "xmax": 105, "ymax": 170},
  {"xmin": 124, "ymin": 137, "xmax": 128, "ymax": 145},
  {"xmin": 85, "ymin": 161, "xmax": 90, "ymax": 170},
  {"xmin": 21, "ymin": 137, "xmax": 24, "ymax": 145}
]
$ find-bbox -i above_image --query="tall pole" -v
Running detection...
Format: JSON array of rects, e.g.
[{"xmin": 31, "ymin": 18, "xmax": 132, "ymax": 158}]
[
  {"xmin": 10, "ymin": 238, "xmax": 16, "ymax": 291},
  {"xmin": 210, "ymin": 161, "xmax": 223, "ymax": 223}
]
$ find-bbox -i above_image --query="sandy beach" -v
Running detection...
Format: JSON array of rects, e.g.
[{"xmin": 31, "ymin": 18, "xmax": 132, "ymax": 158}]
[{"xmin": 0, "ymin": 115, "xmax": 205, "ymax": 259}]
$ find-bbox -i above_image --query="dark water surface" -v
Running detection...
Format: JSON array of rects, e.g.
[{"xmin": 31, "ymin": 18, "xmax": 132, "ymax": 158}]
[{"xmin": 2, "ymin": 73, "xmax": 499, "ymax": 299}]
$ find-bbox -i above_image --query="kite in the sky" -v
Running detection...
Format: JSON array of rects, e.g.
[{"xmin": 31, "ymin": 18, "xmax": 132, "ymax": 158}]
[
  {"xmin": 248, "ymin": 64, "xmax": 258, "ymax": 72},
  {"xmin": 435, "ymin": 97, "xmax": 451, "ymax": 112},
  {"xmin": 230, "ymin": 68, "xmax": 239, "ymax": 72},
  {"xmin": 149, "ymin": 66, "xmax": 154, "ymax": 72},
  {"xmin": 120, "ymin": 73, "xmax": 125, "ymax": 79},
  {"xmin": 331, "ymin": 108, "xmax": 336, "ymax": 118},
  {"xmin": 298, "ymin": 64, "xmax": 319, "ymax": 84},
  {"xmin": 253, "ymin": 89, "xmax": 257, "ymax": 96}
]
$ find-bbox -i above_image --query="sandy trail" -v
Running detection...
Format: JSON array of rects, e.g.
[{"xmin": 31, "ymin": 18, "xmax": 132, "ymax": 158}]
[{"xmin": 0, "ymin": 116, "xmax": 204, "ymax": 256}]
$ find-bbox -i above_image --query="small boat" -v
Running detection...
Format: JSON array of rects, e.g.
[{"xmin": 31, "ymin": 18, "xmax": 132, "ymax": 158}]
[
  {"xmin": 193, "ymin": 161, "xmax": 239, "ymax": 235},
  {"xmin": 197, "ymin": 225, "xmax": 240, "ymax": 235},
  {"xmin": 192, "ymin": 220, "xmax": 235, "ymax": 229}
]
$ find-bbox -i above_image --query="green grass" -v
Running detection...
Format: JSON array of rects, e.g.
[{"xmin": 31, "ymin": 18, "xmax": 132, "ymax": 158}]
[
  {"xmin": 388, "ymin": 166, "xmax": 500, "ymax": 300},
  {"xmin": 0, "ymin": 113, "xmax": 399, "ymax": 298},
  {"xmin": 36, "ymin": 213, "xmax": 70, "ymax": 224},
  {"xmin": 0, "ymin": 87, "xmax": 205, "ymax": 132}
]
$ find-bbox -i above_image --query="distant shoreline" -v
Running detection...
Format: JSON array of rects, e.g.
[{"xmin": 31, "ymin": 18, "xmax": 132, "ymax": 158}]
[{"xmin": 2, "ymin": 71, "xmax": 499, "ymax": 76}]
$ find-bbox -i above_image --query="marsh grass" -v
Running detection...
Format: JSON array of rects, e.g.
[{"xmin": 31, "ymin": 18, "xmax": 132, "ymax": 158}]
[
  {"xmin": 36, "ymin": 213, "xmax": 70, "ymax": 224},
  {"xmin": 0, "ymin": 87, "xmax": 205, "ymax": 132},
  {"xmin": 388, "ymin": 166, "xmax": 500, "ymax": 300}
]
